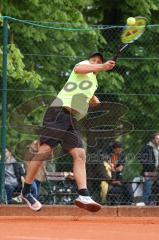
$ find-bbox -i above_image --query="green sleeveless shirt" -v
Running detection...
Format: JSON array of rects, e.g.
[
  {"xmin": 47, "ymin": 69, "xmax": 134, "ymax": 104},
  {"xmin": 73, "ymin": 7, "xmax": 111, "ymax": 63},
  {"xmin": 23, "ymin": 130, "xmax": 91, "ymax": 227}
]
[{"xmin": 51, "ymin": 60, "xmax": 98, "ymax": 120}]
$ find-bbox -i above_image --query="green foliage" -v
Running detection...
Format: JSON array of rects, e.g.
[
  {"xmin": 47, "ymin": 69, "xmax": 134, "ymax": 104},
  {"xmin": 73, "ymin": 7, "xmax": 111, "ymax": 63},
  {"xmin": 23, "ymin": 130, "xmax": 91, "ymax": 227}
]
[
  {"xmin": 3, "ymin": 44, "xmax": 42, "ymax": 87},
  {"xmin": 86, "ymin": 0, "xmax": 159, "ymax": 24},
  {"xmin": 0, "ymin": 0, "xmax": 106, "ymax": 157}
]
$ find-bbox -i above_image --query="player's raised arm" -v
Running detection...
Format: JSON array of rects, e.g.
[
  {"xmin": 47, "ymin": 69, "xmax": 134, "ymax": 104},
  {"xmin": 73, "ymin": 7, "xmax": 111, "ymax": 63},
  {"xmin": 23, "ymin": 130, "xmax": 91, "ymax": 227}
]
[{"xmin": 74, "ymin": 60, "xmax": 115, "ymax": 74}]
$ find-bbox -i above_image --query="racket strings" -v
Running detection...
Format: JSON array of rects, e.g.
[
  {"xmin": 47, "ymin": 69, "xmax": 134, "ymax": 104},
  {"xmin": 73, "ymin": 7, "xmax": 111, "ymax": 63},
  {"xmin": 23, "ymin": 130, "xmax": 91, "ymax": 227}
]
[{"xmin": 121, "ymin": 17, "xmax": 147, "ymax": 44}]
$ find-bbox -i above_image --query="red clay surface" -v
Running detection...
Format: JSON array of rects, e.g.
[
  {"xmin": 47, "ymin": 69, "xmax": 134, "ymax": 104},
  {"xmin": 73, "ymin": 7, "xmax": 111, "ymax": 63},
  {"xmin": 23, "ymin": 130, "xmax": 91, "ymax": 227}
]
[{"xmin": 0, "ymin": 217, "xmax": 159, "ymax": 240}]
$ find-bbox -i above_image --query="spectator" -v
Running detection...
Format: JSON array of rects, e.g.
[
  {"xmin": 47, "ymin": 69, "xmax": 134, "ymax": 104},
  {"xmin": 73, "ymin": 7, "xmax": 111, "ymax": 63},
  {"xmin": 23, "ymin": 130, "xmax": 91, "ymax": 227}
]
[
  {"xmin": 137, "ymin": 133, "xmax": 159, "ymax": 205},
  {"xmin": 11, "ymin": 141, "xmax": 45, "ymax": 203},
  {"xmin": 87, "ymin": 159, "xmax": 112, "ymax": 203},
  {"xmin": 13, "ymin": 141, "xmax": 74, "ymax": 204},
  {"xmin": 100, "ymin": 161, "xmax": 112, "ymax": 204},
  {"xmin": 3, "ymin": 147, "xmax": 25, "ymax": 204},
  {"xmin": 100, "ymin": 141, "xmax": 133, "ymax": 205}
]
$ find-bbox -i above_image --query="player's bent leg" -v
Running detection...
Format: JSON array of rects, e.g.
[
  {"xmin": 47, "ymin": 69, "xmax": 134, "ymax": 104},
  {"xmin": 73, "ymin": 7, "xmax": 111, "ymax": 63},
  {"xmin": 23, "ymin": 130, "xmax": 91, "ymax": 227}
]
[
  {"xmin": 21, "ymin": 143, "xmax": 52, "ymax": 211},
  {"xmin": 69, "ymin": 148, "xmax": 101, "ymax": 212},
  {"xmin": 70, "ymin": 148, "xmax": 87, "ymax": 189}
]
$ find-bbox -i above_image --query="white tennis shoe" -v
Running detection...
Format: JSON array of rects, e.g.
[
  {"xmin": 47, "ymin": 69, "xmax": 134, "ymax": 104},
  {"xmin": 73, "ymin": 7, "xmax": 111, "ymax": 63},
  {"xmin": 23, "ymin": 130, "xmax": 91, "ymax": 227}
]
[
  {"xmin": 21, "ymin": 193, "xmax": 42, "ymax": 211},
  {"xmin": 75, "ymin": 195, "xmax": 101, "ymax": 212}
]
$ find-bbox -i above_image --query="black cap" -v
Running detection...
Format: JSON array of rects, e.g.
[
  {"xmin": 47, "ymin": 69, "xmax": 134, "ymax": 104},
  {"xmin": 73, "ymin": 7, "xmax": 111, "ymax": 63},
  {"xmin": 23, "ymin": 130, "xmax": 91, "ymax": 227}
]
[
  {"xmin": 89, "ymin": 52, "xmax": 104, "ymax": 63},
  {"xmin": 111, "ymin": 141, "xmax": 123, "ymax": 149}
]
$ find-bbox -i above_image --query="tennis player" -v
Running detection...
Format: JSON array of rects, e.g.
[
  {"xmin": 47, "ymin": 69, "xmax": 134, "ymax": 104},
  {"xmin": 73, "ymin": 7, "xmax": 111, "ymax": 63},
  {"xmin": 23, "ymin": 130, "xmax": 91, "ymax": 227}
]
[{"xmin": 21, "ymin": 52, "xmax": 115, "ymax": 211}]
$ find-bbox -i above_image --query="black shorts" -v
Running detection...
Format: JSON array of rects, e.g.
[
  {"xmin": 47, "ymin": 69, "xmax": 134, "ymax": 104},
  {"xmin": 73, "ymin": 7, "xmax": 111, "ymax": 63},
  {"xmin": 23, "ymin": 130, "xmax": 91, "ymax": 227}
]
[{"xmin": 40, "ymin": 107, "xmax": 84, "ymax": 151}]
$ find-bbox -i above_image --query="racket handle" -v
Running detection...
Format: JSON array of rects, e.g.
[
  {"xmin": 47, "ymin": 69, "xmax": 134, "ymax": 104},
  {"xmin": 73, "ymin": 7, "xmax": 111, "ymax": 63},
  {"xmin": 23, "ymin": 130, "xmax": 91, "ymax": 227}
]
[
  {"xmin": 112, "ymin": 44, "xmax": 129, "ymax": 62},
  {"xmin": 112, "ymin": 54, "xmax": 119, "ymax": 62}
]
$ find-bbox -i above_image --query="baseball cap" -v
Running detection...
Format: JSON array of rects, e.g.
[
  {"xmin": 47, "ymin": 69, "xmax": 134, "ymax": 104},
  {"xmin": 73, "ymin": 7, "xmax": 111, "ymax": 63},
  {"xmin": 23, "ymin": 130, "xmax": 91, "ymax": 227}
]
[
  {"xmin": 111, "ymin": 141, "xmax": 123, "ymax": 149},
  {"xmin": 89, "ymin": 52, "xmax": 104, "ymax": 63}
]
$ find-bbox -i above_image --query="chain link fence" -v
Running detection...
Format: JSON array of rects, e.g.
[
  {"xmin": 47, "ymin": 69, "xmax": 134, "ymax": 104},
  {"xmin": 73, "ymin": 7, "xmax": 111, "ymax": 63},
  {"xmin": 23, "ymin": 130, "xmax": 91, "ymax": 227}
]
[{"xmin": 1, "ymin": 16, "xmax": 159, "ymax": 206}]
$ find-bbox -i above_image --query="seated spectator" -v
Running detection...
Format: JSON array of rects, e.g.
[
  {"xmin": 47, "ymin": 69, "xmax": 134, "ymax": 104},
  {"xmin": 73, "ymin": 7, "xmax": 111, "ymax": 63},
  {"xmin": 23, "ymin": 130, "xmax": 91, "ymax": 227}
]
[
  {"xmin": 86, "ymin": 158, "xmax": 112, "ymax": 203},
  {"xmin": 100, "ymin": 141, "xmax": 133, "ymax": 205},
  {"xmin": 3, "ymin": 147, "xmax": 25, "ymax": 204},
  {"xmin": 100, "ymin": 161, "xmax": 112, "ymax": 203},
  {"xmin": 13, "ymin": 141, "xmax": 74, "ymax": 204},
  {"xmin": 137, "ymin": 133, "xmax": 159, "ymax": 205}
]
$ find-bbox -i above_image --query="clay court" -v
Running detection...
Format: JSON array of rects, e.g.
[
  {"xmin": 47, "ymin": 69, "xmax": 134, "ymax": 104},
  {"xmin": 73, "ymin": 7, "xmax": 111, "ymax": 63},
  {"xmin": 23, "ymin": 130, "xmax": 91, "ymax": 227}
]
[
  {"xmin": 0, "ymin": 216, "xmax": 159, "ymax": 240},
  {"xmin": 0, "ymin": 206, "xmax": 159, "ymax": 240}
]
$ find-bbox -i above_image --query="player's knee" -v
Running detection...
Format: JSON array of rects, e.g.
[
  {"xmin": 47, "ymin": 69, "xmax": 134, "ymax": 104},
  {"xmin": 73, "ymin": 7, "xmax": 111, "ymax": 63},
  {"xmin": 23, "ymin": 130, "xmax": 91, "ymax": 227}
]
[
  {"xmin": 38, "ymin": 144, "xmax": 53, "ymax": 160},
  {"xmin": 79, "ymin": 153, "xmax": 86, "ymax": 163}
]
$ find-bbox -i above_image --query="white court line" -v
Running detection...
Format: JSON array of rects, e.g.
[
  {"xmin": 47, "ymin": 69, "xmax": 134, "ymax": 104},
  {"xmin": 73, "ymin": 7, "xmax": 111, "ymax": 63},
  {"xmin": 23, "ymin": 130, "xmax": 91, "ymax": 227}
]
[
  {"xmin": 6, "ymin": 237, "xmax": 51, "ymax": 240},
  {"xmin": 6, "ymin": 236, "xmax": 88, "ymax": 240}
]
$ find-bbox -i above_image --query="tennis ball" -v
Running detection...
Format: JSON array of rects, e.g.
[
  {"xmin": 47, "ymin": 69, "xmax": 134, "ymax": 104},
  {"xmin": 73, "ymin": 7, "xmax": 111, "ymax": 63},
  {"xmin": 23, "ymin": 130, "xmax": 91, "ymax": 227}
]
[{"xmin": 127, "ymin": 17, "xmax": 136, "ymax": 26}]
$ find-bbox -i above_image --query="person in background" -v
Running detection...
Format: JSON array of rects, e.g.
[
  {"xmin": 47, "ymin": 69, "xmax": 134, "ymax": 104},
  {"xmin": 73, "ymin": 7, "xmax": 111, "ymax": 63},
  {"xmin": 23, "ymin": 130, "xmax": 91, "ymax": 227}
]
[
  {"xmin": 3, "ymin": 147, "xmax": 25, "ymax": 204},
  {"xmin": 100, "ymin": 141, "xmax": 133, "ymax": 205},
  {"xmin": 24, "ymin": 141, "xmax": 74, "ymax": 203},
  {"xmin": 137, "ymin": 133, "xmax": 159, "ymax": 205}
]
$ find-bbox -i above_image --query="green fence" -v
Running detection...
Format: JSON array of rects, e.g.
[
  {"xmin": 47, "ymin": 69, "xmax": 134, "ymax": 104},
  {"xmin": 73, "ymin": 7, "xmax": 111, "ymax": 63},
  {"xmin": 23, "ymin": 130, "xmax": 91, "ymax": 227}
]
[{"xmin": 1, "ymin": 16, "xmax": 159, "ymax": 205}]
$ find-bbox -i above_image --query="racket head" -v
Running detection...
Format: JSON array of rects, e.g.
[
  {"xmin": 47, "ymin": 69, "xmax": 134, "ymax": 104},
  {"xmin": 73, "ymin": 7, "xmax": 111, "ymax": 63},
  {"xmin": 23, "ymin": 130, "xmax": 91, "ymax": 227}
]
[{"xmin": 121, "ymin": 16, "xmax": 148, "ymax": 44}]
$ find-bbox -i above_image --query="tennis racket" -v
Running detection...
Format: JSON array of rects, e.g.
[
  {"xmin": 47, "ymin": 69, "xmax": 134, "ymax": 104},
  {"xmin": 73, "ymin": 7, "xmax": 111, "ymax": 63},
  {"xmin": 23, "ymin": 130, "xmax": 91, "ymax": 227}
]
[{"xmin": 113, "ymin": 16, "xmax": 148, "ymax": 61}]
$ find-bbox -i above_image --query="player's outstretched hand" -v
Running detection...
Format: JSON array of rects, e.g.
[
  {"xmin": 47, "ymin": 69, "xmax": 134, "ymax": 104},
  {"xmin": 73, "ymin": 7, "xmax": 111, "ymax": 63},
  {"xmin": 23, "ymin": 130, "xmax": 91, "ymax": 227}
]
[{"xmin": 103, "ymin": 60, "xmax": 115, "ymax": 71}]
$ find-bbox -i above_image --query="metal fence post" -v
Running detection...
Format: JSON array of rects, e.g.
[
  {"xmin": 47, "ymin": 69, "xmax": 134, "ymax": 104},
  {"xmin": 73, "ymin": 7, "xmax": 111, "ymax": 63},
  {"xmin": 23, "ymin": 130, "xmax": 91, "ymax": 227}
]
[{"xmin": 0, "ymin": 16, "xmax": 8, "ymax": 203}]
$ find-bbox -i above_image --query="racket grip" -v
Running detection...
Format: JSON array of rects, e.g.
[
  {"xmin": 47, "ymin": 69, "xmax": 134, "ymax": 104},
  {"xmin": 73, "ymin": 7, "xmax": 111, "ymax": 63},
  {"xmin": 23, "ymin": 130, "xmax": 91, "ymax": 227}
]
[
  {"xmin": 112, "ymin": 56, "xmax": 118, "ymax": 62},
  {"xmin": 112, "ymin": 54, "xmax": 119, "ymax": 62},
  {"xmin": 113, "ymin": 44, "xmax": 129, "ymax": 62}
]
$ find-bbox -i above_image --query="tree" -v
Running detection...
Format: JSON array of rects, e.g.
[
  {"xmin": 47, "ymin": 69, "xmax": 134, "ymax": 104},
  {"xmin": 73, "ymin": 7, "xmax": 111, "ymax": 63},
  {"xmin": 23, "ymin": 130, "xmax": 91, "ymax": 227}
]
[
  {"xmin": 0, "ymin": 0, "xmax": 106, "ymax": 158},
  {"xmin": 86, "ymin": 0, "xmax": 159, "ymax": 179}
]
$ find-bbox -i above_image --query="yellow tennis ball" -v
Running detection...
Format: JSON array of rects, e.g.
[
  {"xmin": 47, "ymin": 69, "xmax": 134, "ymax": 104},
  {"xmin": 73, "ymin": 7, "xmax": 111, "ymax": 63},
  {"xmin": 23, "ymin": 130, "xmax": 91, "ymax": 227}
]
[{"xmin": 127, "ymin": 17, "xmax": 136, "ymax": 26}]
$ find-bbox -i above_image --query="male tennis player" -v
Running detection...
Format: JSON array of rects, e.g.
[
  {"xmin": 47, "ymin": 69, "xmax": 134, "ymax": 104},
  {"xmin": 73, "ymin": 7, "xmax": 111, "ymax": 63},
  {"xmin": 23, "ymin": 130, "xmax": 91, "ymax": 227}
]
[{"xmin": 21, "ymin": 52, "xmax": 115, "ymax": 212}]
